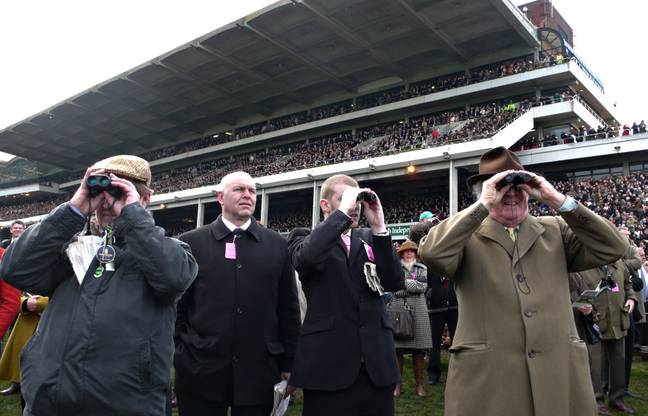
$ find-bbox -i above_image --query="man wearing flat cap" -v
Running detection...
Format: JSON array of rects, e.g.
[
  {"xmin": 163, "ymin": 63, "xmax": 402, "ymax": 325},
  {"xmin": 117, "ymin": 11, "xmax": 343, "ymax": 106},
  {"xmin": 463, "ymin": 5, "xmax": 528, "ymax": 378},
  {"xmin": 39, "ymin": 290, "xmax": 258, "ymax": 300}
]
[
  {"xmin": 418, "ymin": 147, "xmax": 628, "ymax": 416},
  {"xmin": 0, "ymin": 155, "xmax": 198, "ymax": 416}
]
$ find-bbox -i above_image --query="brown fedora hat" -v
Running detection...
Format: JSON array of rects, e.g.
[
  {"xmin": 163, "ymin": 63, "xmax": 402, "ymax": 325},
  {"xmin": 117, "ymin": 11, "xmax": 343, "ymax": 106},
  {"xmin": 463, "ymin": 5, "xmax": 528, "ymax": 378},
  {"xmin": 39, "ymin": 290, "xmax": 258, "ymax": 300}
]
[
  {"xmin": 466, "ymin": 147, "xmax": 523, "ymax": 187},
  {"xmin": 397, "ymin": 240, "xmax": 418, "ymax": 257}
]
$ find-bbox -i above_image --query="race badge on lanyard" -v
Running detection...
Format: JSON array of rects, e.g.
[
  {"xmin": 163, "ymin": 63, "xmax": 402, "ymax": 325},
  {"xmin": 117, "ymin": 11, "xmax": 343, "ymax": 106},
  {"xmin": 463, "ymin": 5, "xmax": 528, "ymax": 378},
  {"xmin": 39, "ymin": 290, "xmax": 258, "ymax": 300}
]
[
  {"xmin": 225, "ymin": 232, "xmax": 240, "ymax": 260},
  {"xmin": 359, "ymin": 238, "xmax": 376, "ymax": 262}
]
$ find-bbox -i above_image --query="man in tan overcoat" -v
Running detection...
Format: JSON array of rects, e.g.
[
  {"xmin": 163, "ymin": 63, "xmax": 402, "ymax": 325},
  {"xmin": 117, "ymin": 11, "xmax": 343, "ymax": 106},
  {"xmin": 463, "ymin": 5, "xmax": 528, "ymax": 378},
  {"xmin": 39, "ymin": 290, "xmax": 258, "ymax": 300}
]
[{"xmin": 418, "ymin": 147, "xmax": 627, "ymax": 416}]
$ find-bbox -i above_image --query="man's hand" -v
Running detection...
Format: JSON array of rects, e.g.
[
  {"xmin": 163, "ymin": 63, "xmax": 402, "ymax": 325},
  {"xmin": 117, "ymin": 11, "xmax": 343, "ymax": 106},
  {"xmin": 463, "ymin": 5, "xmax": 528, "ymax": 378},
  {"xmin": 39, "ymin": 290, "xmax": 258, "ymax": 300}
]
[
  {"xmin": 26, "ymin": 295, "xmax": 41, "ymax": 313},
  {"xmin": 69, "ymin": 168, "xmax": 106, "ymax": 216},
  {"xmin": 516, "ymin": 171, "xmax": 566, "ymax": 209},
  {"xmin": 359, "ymin": 188, "xmax": 387, "ymax": 234},
  {"xmin": 577, "ymin": 304, "xmax": 593, "ymax": 316},
  {"xmin": 102, "ymin": 174, "xmax": 142, "ymax": 217},
  {"xmin": 478, "ymin": 170, "xmax": 516, "ymax": 210},
  {"xmin": 339, "ymin": 186, "xmax": 363, "ymax": 216},
  {"xmin": 280, "ymin": 372, "xmax": 296, "ymax": 397},
  {"xmin": 625, "ymin": 299, "xmax": 636, "ymax": 314}
]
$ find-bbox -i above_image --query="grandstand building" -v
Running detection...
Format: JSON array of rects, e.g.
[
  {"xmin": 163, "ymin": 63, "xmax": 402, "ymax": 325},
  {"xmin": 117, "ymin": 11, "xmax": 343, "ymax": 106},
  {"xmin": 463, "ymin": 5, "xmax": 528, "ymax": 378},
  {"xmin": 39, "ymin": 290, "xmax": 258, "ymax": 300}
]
[{"xmin": 0, "ymin": 0, "xmax": 645, "ymax": 245}]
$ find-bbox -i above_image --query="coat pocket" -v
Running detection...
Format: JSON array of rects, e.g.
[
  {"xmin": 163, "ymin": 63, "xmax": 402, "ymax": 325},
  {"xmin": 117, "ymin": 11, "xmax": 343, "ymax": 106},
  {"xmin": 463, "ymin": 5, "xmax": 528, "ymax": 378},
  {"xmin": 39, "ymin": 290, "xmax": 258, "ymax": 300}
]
[
  {"xmin": 448, "ymin": 341, "xmax": 490, "ymax": 354},
  {"xmin": 620, "ymin": 306, "xmax": 630, "ymax": 331},
  {"xmin": 266, "ymin": 341, "xmax": 285, "ymax": 356},
  {"xmin": 300, "ymin": 316, "xmax": 334, "ymax": 335}
]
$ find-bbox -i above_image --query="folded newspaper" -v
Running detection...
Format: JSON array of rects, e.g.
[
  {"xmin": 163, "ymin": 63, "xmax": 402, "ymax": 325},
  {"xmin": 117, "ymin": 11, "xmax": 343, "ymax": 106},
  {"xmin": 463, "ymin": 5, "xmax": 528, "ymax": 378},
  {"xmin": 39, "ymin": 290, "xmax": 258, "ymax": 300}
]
[
  {"xmin": 66, "ymin": 235, "xmax": 103, "ymax": 285},
  {"xmin": 270, "ymin": 380, "xmax": 290, "ymax": 416},
  {"xmin": 572, "ymin": 282, "xmax": 609, "ymax": 308}
]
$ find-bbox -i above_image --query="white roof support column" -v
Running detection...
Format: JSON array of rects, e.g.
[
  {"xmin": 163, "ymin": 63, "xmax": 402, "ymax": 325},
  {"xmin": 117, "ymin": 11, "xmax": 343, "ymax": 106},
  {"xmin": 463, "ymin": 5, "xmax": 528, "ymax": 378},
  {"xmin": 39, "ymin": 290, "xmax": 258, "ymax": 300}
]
[
  {"xmin": 311, "ymin": 181, "xmax": 320, "ymax": 228},
  {"xmin": 196, "ymin": 200, "xmax": 205, "ymax": 228},
  {"xmin": 260, "ymin": 188, "xmax": 269, "ymax": 226},
  {"xmin": 449, "ymin": 160, "xmax": 459, "ymax": 216}
]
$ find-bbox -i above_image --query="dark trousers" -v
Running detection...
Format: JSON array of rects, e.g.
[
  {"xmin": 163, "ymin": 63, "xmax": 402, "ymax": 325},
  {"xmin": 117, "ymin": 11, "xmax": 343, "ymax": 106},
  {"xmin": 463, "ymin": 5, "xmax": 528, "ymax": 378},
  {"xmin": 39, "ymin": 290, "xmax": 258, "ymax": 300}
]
[
  {"xmin": 302, "ymin": 364, "xmax": 394, "ymax": 416},
  {"xmin": 176, "ymin": 384, "xmax": 271, "ymax": 416},
  {"xmin": 625, "ymin": 315, "xmax": 636, "ymax": 389},
  {"xmin": 591, "ymin": 338, "xmax": 625, "ymax": 405},
  {"xmin": 427, "ymin": 310, "xmax": 457, "ymax": 381}
]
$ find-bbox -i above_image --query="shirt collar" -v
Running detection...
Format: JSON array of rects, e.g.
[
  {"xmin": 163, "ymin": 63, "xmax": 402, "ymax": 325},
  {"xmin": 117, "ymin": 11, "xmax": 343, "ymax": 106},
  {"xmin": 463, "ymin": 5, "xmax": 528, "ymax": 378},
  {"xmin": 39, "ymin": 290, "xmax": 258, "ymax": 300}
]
[{"xmin": 221, "ymin": 216, "xmax": 251, "ymax": 232}]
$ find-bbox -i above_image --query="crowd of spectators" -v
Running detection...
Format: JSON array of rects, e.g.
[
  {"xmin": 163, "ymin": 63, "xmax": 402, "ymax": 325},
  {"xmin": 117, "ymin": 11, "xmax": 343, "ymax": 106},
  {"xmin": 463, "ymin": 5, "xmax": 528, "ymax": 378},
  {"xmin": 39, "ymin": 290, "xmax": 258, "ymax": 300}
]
[
  {"xmin": 267, "ymin": 212, "xmax": 312, "ymax": 232},
  {"xmin": 152, "ymin": 99, "xmax": 534, "ymax": 194},
  {"xmin": 528, "ymin": 172, "xmax": 648, "ymax": 250},
  {"xmin": 512, "ymin": 119, "xmax": 648, "ymax": 151},
  {"xmin": 0, "ymin": 194, "xmax": 69, "ymax": 221},
  {"xmin": 125, "ymin": 54, "xmax": 566, "ymax": 165}
]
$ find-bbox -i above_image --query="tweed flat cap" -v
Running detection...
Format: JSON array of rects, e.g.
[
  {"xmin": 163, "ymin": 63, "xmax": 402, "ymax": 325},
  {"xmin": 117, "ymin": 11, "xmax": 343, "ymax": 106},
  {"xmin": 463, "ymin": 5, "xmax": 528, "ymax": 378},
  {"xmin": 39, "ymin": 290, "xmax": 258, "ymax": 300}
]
[{"xmin": 91, "ymin": 155, "xmax": 152, "ymax": 186}]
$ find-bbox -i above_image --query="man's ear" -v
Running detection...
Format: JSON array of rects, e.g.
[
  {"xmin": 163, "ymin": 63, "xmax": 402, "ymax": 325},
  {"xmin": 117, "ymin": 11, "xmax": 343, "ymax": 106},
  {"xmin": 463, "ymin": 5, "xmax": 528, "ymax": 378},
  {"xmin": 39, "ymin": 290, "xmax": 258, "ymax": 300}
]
[
  {"xmin": 216, "ymin": 191, "xmax": 224, "ymax": 205},
  {"xmin": 140, "ymin": 192, "xmax": 151, "ymax": 208},
  {"xmin": 319, "ymin": 198, "xmax": 329, "ymax": 216}
]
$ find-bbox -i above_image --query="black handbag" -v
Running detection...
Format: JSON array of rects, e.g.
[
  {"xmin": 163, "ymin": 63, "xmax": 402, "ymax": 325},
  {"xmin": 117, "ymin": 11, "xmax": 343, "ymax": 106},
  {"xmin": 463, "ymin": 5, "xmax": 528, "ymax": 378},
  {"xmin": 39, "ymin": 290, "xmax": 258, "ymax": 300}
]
[
  {"xmin": 386, "ymin": 298, "xmax": 415, "ymax": 340},
  {"xmin": 583, "ymin": 314, "xmax": 602, "ymax": 345}
]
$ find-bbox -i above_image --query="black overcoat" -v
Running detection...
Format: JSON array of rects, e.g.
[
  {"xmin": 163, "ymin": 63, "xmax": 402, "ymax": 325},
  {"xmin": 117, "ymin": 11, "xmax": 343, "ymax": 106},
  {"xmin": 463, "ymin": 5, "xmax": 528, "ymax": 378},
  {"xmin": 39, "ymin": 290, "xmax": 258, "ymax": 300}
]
[{"xmin": 175, "ymin": 216, "xmax": 300, "ymax": 406}]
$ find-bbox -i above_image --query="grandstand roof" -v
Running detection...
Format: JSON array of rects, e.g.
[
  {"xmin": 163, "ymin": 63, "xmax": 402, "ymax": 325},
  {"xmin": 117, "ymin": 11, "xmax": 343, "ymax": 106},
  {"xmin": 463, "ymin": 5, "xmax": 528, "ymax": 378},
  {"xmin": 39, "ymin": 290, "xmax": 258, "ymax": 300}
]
[{"xmin": 0, "ymin": 0, "xmax": 538, "ymax": 170}]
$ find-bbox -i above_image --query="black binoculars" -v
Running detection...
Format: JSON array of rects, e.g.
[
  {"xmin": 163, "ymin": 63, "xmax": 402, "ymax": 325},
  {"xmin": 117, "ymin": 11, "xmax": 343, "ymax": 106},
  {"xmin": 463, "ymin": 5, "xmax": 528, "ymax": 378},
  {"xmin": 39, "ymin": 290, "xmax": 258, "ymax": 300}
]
[
  {"xmin": 601, "ymin": 275, "xmax": 617, "ymax": 290},
  {"xmin": 87, "ymin": 175, "xmax": 123, "ymax": 198},
  {"xmin": 356, "ymin": 191, "xmax": 377, "ymax": 203},
  {"xmin": 496, "ymin": 172, "xmax": 533, "ymax": 189}
]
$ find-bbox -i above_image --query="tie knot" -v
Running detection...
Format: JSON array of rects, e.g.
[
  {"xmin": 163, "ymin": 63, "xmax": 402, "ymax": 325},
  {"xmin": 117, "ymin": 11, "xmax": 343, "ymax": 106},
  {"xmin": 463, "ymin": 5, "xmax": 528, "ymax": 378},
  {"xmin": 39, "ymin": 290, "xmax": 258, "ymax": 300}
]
[
  {"xmin": 233, "ymin": 228, "xmax": 245, "ymax": 237},
  {"xmin": 507, "ymin": 227, "xmax": 517, "ymax": 241}
]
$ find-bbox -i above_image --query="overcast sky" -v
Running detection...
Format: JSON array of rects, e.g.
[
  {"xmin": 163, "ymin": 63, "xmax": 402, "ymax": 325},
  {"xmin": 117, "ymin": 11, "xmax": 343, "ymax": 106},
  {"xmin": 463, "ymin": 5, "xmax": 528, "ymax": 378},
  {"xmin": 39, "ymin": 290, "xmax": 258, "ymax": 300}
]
[{"xmin": 0, "ymin": 0, "xmax": 645, "ymax": 161}]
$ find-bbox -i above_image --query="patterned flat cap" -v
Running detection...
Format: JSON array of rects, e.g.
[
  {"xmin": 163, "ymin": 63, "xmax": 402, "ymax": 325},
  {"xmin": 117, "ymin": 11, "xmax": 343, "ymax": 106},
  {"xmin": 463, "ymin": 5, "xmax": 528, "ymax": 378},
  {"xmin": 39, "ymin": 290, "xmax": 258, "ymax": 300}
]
[{"xmin": 90, "ymin": 155, "xmax": 151, "ymax": 186}]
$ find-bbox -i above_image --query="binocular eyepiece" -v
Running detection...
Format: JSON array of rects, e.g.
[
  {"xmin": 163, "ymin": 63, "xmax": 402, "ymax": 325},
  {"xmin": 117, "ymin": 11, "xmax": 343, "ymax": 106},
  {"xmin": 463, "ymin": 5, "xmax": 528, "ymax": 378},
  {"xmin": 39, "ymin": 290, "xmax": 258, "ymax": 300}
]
[
  {"xmin": 356, "ymin": 191, "xmax": 377, "ymax": 203},
  {"xmin": 87, "ymin": 175, "xmax": 123, "ymax": 198},
  {"xmin": 496, "ymin": 173, "xmax": 532, "ymax": 189}
]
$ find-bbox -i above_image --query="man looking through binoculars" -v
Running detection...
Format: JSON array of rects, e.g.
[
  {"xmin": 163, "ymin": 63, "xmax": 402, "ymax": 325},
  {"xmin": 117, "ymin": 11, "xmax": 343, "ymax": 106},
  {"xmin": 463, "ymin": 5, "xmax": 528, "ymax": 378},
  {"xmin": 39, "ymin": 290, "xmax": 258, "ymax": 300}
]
[
  {"xmin": 0, "ymin": 155, "xmax": 198, "ymax": 416},
  {"xmin": 418, "ymin": 147, "xmax": 628, "ymax": 416}
]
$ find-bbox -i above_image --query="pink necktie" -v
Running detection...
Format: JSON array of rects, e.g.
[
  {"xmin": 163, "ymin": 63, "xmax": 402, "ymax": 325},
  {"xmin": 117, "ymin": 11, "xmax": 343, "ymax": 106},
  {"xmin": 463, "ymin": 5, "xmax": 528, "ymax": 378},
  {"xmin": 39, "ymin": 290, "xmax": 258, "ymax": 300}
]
[{"xmin": 340, "ymin": 234, "xmax": 351, "ymax": 256}]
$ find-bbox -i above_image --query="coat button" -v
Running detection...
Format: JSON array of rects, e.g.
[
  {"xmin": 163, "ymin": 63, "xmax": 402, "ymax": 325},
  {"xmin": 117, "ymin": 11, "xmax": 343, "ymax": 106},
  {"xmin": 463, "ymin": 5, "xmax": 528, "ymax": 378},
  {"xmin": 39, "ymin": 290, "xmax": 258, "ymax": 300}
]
[
  {"xmin": 528, "ymin": 350, "xmax": 537, "ymax": 358},
  {"xmin": 524, "ymin": 310, "xmax": 534, "ymax": 318},
  {"xmin": 232, "ymin": 355, "xmax": 239, "ymax": 363},
  {"xmin": 236, "ymin": 263, "xmax": 242, "ymax": 269},
  {"xmin": 236, "ymin": 307, "xmax": 243, "ymax": 315}
]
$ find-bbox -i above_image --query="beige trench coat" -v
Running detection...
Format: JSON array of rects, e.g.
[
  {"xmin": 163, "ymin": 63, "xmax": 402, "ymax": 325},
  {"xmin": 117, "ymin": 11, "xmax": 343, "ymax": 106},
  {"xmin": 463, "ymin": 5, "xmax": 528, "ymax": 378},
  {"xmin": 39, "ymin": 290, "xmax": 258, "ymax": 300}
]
[{"xmin": 418, "ymin": 202, "xmax": 627, "ymax": 416}]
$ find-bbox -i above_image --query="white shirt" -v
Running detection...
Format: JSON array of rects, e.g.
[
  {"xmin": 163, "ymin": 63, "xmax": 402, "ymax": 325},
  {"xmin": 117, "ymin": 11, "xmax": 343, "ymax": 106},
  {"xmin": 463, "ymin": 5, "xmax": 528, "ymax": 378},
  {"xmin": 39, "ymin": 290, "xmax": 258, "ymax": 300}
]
[{"xmin": 221, "ymin": 217, "xmax": 251, "ymax": 232}]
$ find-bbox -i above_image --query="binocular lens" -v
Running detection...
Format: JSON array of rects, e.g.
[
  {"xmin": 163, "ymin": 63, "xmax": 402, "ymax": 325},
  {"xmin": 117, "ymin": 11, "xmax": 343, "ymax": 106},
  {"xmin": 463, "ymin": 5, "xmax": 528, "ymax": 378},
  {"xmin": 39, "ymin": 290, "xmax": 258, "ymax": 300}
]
[{"xmin": 87, "ymin": 175, "xmax": 111, "ymax": 188}]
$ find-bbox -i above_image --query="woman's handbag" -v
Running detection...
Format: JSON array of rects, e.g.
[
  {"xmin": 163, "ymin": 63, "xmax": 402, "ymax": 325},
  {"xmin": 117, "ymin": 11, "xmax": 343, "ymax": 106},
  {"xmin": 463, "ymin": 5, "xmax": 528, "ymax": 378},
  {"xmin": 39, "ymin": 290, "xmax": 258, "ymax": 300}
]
[{"xmin": 386, "ymin": 298, "xmax": 415, "ymax": 340}]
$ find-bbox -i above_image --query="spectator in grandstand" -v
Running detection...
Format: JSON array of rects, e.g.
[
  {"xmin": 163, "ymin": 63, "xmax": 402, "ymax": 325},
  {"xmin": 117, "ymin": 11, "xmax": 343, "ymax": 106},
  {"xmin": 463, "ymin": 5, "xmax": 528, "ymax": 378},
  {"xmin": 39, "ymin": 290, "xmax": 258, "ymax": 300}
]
[
  {"xmin": 418, "ymin": 146, "xmax": 628, "ymax": 416},
  {"xmin": 528, "ymin": 172, "xmax": 648, "ymax": 251},
  {"xmin": 0, "ymin": 294, "xmax": 49, "ymax": 409},
  {"xmin": 174, "ymin": 171, "xmax": 300, "ymax": 416},
  {"xmin": 0, "ymin": 220, "xmax": 25, "ymax": 249},
  {"xmin": 581, "ymin": 257, "xmax": 638, "ymax": 415},
  {"xmin": 0, "ymin": 155, "xmax": 198, "ymax": 416},
  {"xmin": 287, "ymin": 174, "xmax": 403, "ymax": 416},
  {"xmin": 418, "ymin": 211, "xmax": 437, "ymax": 223},
  {"xmin": 391, "ymin": 240, "xmax": 432, "ymax": 398}
]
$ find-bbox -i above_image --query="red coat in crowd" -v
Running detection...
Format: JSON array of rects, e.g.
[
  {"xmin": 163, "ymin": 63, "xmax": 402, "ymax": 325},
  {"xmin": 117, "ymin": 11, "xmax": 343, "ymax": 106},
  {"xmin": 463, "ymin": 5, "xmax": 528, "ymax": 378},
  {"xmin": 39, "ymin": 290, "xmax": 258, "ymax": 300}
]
[{"xmin": 0, "ymin": 247, "xmax": 21, "ymax": 338}]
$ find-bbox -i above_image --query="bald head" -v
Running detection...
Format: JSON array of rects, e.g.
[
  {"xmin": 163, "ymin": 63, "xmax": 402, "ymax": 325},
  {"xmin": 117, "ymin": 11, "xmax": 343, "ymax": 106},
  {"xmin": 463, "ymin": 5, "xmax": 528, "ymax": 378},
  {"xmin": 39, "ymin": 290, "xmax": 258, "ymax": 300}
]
[
  {"xmin": 219, "ymin": 171, "xmax": 254, "ymax": 191},
  {"xmin": 217, "ymin": 171, "xmax": 257, "ymax": 225}
]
